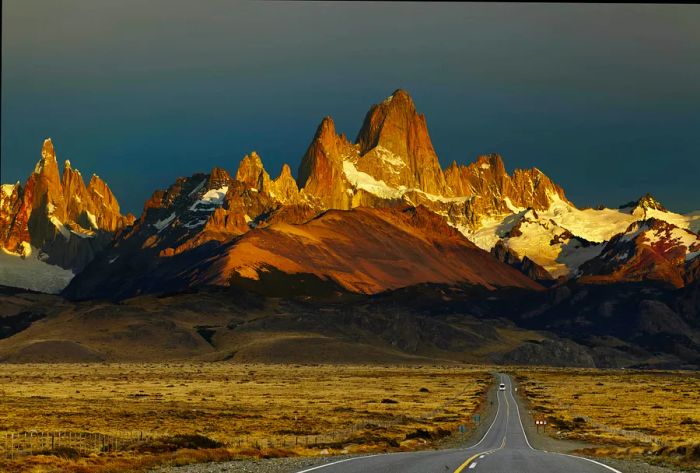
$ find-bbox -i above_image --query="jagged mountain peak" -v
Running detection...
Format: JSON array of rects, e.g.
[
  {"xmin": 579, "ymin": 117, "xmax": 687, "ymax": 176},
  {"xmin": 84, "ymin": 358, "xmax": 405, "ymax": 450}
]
[
  {"xmin": 380, "ymin": 88, "xmax": 415, "ymax": 109},
  {"xmin": 41, "ymin": 138, "xmax": 56, "ymax": 161},
  {"xmin": 355, "ymin": 88, "xmax": 425, "ymax": 155},
  {"xmin": 469, "ymin": 154, "xmax": 508, "ymax": 177},
  {"xmin": 352, "ymin": 89, "xmax": 448, "ymax": 196},
  {"xmin": 278, "ymin": 163, "xmax": 293, "ymax": 178},
  {"xmin": 208, "ymin": 166, "xmax": 232, "ymax": 188},
  {"xmin": 236, "ymin": 151, "xmax": 271, "ymax": 193},
  {"xmin": 314, "ymin": 116, "xmax": 340, "ymax": 144},
  {"xmin": 297, "ymin": 115, "xmax": 354, "ymax": 209},
  {"xmin": 620, "ymin": 193, "xmax": 665, "ymax": 211},
  {"xmin": 0, "ymin": 138, "xmax": 133, "ymax": 283}
]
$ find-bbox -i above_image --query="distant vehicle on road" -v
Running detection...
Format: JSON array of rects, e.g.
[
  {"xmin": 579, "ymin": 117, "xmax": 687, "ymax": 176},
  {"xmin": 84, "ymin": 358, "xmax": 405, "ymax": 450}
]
[{"xmin": 499, "ymin": 383, "xmax": 506, "ymax": 391}]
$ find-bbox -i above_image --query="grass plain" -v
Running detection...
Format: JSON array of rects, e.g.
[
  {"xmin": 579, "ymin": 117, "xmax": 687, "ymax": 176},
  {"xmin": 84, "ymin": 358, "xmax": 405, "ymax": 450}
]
[
  {"xmin": 0, "ymin": 363, "xmax": 490, "ymax": 472},
  {"xmin": 514, "ymin": 368, "xmax": 700, "ymax": 470}
]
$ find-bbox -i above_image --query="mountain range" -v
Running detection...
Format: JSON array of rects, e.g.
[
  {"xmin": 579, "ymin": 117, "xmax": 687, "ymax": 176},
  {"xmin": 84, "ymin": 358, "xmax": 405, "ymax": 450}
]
[{"xmin": 1, "ymin": 89, "xmax": 699, "ymax": 367}]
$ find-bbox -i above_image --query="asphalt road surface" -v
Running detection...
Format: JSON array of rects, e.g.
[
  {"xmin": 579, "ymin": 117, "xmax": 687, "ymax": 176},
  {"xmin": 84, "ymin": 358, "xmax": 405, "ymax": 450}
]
[{"xmin": 295, "ymin": 374, "xmax": 621, "ymax": 473}]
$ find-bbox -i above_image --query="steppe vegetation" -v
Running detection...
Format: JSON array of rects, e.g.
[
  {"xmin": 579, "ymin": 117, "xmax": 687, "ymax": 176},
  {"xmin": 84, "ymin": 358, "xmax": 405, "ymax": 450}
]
[
  {"xmin": 0, "ymin": 363, "xmax": 490, "ymax": 472},
  {"xmin": 514, "ymin": 368, "xmax": 700, "ymax": 470}
]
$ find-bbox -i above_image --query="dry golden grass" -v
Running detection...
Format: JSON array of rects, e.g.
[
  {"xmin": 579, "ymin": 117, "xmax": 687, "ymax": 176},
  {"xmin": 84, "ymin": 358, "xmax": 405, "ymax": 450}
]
[
  {"xmin": 0, "ymin": 363, "xmax": 490, "ymax": 472},
  {"xmin": 514, "ymin": 368, "xmax": 700, "ymax": 469}
]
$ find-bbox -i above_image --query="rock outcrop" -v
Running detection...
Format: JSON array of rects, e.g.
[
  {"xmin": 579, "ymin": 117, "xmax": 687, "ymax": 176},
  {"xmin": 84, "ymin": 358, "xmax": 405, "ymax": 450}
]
[
  {"xmin": 445, "ymin": 153, "xmax": 571, "ymax": 226},
  {"xmin": 297, "ymin": 117, "xmax": 354, "ymax": 209},
  {"xmin": 0, "ymin": 139, "xmax": 133, "ymax": 272},
  {"xmin": 491, "ymin": 240, "xmax": 554, "ymax": 283},
  {"xmin": 354, "ymin": 89, "xmax": 449, "ymax": 196},
  {"xmin": 269, "ymin": 164, "xmax": 300, "ymax": 204},
  {"xmin": 235, "ymin": 151, "xmax": 272, "ymax": 194}
]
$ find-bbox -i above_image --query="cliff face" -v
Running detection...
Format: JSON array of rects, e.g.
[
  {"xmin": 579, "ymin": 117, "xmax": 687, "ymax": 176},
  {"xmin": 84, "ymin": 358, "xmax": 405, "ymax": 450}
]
[
  {"xmin": 355, "ymin": 89, "xmax": 449, "ymax": 196},
  {"xmin": 0, "ymin": 139, "xmax": 133, "ymax": 271},
  {"xmin": 444, "ymin": 153, "xmax": 571, "ymax": 225},
  {"xmin": 294, "ymin": 90, "xmax": 573, "ymax": 233},
  {"xmin": 297, "ymin": 117, "xmax": 355, "ymax": 210}
]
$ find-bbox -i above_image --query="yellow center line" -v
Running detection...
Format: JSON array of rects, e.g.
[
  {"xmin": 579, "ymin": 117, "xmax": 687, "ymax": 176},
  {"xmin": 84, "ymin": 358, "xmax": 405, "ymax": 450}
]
[
  {"xmin": 454, "ymin": 383, "xmax": 510, "ymax": 472},
  {"xmin": 453, "ymin": 449, "xmax": 495, "ymax": 473}
]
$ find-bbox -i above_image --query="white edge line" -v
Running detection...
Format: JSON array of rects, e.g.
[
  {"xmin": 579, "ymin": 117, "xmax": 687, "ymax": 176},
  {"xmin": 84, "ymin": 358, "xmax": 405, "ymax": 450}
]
[
  {"xmin": 506, "ymin": 374, "xmax": 534, "ymax": 450},
  {"xmin": 548, "ymin": 451, "xmax": 624, "ymax": 473},
  {"xmin": 506, "ymin": 374, "xmax": 623, "ymax": 473},
  {"xmin": 295, "ymin": 454, "xmax": 382, "ymax": 473},
  {"xmin": 469, "ymin": 374, "xmax": 502, "ymax": 449}
]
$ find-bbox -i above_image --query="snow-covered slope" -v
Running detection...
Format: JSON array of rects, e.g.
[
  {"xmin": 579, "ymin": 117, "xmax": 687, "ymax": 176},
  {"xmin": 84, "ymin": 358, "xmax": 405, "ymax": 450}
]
[
  {"xmin": 578, "ymin": 218, "xmax": 700, "ymax": 287},
  {"xmin": 0, "ymin": 247, "xmax": 74, "ymax": 294},
  {"xmin": 457, "ymin": 192, "xmax": 699, "ymax": 280}
]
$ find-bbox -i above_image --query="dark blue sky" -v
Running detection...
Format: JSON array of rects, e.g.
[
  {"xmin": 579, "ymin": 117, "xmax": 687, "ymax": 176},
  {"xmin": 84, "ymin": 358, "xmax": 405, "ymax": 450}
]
[{"xmin": 2, "ymin": 1, "xmax": 699, "ymax": 214}]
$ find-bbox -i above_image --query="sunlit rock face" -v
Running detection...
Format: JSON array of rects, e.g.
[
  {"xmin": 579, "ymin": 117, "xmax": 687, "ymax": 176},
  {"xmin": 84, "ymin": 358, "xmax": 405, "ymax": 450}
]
[{"xmin": 0, "ymin": 138, "xmax": 133, "ymax": 273}]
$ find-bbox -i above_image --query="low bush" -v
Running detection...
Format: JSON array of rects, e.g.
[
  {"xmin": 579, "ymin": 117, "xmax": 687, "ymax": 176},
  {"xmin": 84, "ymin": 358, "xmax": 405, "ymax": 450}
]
[{"xmin": 132, "ymin": 434, "xmax": 223, "ymax": 453}]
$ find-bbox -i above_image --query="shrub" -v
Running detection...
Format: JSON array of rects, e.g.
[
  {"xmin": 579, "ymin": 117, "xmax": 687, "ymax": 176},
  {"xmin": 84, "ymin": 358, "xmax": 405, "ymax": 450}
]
[
  {"xmin": 36, "ymin": 446, "xmax": 81, "ymax": 459},
  {"xmin": 405, "ymin": 428, "xmax": 432, "ymax": 440},
  {"xmin": 132, "ymin": 434, "xmax": 224, "ymax": 453}
]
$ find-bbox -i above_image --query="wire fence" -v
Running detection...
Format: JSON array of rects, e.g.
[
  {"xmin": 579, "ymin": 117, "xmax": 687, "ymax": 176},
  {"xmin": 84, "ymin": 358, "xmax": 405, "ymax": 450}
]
[
  {"xmin": 1, "ymin": 387, "xmax": 486, "ymax": 460},
  {"xmin": 1, "ymin": 430, "xmax": 145, "ymax": 459}
]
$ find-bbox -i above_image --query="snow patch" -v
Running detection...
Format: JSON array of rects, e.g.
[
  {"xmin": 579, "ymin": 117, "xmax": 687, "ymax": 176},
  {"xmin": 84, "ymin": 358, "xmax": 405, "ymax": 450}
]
[
  {"xmin": 49, "ymin": 216, "xmax": 71, "ymax": 240},
  {"xmin": 541, "ymin": 193, "xmax": 637, "ymax": 243},
  {"xmin": 153, "ymin": 212, "xmax": 176, "ymax": 232},
  {"xmin": 70, "ymin": 228, "xmax": 93, "ymax": 239},
  {"xmin": 459, "ymin": 212, "xmax": 527, "ymax": 251},
  {"xmin": 342, "ymin": 160, "xmax": 403, "ymax": 200},
  {"xmin": 183, "ymin": 219, "xmax": 207, "ymax": 229},
  {"xmin": 373, "ymin": 146, "xmax": 406, "ymax": 170},
  {"xmin": 643, "ymin": 225, "xmax": 699, "ymax": 252},
  {"xmin": 86, "ymin": 211, "xmax": 98, "ymax": 230},
  {"xmin": 503, "ymin": 198, "xmax": 525, "ymax": 214},
  {"xmin": 0, "ymin": 246, "xmax": 74, "ymax": 294},
  {"xmin": 190, "ymin": 186, "xmax": 228, "ymax": 211}
]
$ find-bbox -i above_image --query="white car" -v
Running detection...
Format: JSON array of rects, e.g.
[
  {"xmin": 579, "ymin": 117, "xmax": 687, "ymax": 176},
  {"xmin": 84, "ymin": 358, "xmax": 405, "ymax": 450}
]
[{"xmin": 499, "ymin": 383, "xmax": 506, "ymax": 391}]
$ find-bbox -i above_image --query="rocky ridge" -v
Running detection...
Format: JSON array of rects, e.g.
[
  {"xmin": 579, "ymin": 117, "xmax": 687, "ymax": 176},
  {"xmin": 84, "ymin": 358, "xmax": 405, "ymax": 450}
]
[
  {"xmin": 3, "ymin": 90, "xmax": 700, "ymax": 294},
  {"xmin": 0, "ymin": 139, "xmax": 134, "ymax": 273}
]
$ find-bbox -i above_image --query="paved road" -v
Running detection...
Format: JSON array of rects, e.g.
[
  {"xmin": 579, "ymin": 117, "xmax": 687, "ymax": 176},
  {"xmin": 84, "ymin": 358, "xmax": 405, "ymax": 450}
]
[{"xmin": 296, "ymin": 374, "xmax": 621, "ymax": 473}]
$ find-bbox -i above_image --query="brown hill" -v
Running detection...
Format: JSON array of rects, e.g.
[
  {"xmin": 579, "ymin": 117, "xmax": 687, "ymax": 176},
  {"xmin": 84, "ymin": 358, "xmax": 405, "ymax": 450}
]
[
  {"xmin": 197, "ymin": 206, "xmax": 543, "ymax": 294},
  {"xmin": 65, "ymin": 205, "xmax": 541, "ymax": 300}
]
